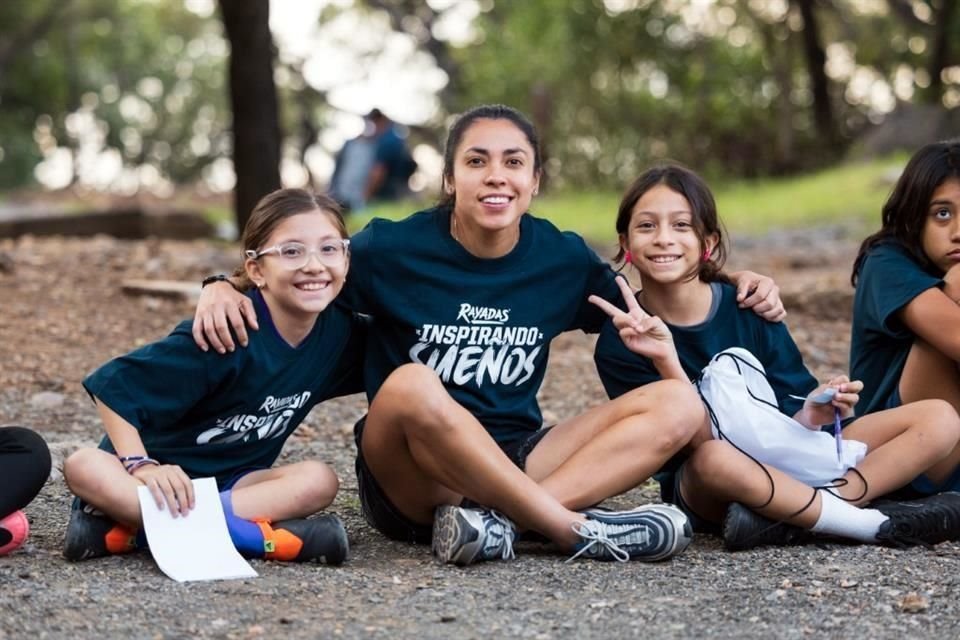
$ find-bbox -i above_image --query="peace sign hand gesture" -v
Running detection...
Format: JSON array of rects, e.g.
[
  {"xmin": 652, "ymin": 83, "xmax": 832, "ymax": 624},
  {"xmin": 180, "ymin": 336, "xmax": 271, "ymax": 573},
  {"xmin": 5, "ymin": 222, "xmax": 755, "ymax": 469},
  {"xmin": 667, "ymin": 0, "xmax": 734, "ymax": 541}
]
[{"xmin": 589, "ymin": 276, "xmax": 679, "ymax": 366}]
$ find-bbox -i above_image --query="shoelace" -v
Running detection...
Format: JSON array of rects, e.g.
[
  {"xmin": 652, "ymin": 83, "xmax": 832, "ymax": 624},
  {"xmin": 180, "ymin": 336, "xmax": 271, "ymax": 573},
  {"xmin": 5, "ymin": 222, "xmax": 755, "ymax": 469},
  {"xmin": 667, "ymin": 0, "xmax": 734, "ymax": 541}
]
[
  {"xmin": 483, "ymin": 510, "xmax": 516, "ymax": 560},
  {"xmin": 566, "ymin": 520, "xmax": 648, "ymax": 563}
]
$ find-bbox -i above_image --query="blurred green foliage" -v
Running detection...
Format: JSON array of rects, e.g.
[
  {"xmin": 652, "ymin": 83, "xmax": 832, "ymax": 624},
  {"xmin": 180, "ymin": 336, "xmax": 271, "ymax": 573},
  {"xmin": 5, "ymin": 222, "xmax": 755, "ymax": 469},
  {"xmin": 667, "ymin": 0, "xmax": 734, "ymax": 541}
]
[
  {"xmin": 0, "ymin": 0, "xmax": 956, "ymax": 203},
  {"xmin": 0, "ymin": 0, "xmax": 228, "ymax": 189},
  {"xmin": 448, "ymin": 0, "xmax": 957, "ymax": 189}
]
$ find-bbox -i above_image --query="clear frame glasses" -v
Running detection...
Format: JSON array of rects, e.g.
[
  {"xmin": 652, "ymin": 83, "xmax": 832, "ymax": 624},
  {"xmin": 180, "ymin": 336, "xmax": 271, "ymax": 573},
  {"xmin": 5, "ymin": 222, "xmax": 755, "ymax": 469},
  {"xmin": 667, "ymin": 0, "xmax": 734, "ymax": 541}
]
[{"xmin": 245, "ymin": 240, "xmax": 350, "ymax": 270}]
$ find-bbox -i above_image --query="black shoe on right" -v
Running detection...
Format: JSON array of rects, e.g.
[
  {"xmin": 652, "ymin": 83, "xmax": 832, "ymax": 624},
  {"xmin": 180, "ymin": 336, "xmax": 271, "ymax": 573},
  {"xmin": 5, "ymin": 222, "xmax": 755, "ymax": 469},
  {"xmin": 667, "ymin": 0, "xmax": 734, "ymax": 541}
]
[
  {"xmin": 874, "ymin": 492, "xmax": 960, "ymax": 547},
  {"xmin": 722, "ymin": 502, "xmax": 813, "ymax": 551},
  {"xmin": 272, "ymin": 514, "xmax": 349, "ymax": 565}
]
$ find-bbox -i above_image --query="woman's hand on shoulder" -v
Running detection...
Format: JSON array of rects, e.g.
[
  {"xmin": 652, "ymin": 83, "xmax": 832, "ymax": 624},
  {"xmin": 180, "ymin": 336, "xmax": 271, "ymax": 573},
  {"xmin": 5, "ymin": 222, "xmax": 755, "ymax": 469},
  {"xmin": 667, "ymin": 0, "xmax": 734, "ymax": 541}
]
[
  {"xmin": 589, "ymin": 276, "xmax": 678, "ymax": 364},
  {"xmin": 730, "ymin": 270, "xmax": 786, "ymax": 322},
  {"xmin": 192, "ymin": 280, "xmax": 259, "ymax": 353},
  {"xmin": 132, "ymin": 463, "xmax": 196, "ymax": 517}
]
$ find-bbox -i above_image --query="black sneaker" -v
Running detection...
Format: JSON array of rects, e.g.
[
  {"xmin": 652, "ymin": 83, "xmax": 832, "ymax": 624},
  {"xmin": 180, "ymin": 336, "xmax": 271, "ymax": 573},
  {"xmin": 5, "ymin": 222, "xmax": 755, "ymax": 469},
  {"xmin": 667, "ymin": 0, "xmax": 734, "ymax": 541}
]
[
  {"xmin": 568, "ymin": 504, "xmax": 692, "ymax": 562},
  {"xmin": 722, "ymin": 502, "xmax": 813, "ymax": 551},
  {"xmin": 874, "ymin": 492, "xmax": 960, "ymax": 547},
  {"xmin": 63, "ymin": 506, "xmax": 134, "ymax": 561},
  {"xmin": 271, "ymin": 514, "xmax": 349, "ymax": 565},
  {"xmin": 432, "ymin": 505, "xmax": 516, "ymax": 566}
]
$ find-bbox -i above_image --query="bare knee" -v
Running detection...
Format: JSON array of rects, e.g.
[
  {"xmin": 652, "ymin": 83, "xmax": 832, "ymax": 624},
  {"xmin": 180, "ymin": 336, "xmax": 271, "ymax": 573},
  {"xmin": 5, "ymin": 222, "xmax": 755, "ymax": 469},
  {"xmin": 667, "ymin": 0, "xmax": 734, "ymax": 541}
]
[
  {"xmin": 624, "ymin": 379, "xmax": 703, "ymax": 452},
  {"xmin": 378, "ymin": 363, "xmax": 441, "ymax": 399},
  {"xmin": 63, "ymin": 448, "xmax": 106, "ymax": 495},
  {"xmin": 914, "ymin": 399, "xmax": 960, "ymax": 450},
  {"xmin": 295, "ymin": 461, "xmax": 340, "ymax": 511},
  {"xmin": 685, "ymin": 440, "xmax": 746, "ymax": 492},
  {"xmin": 371, "ymin": 363, "xmax": 464, "ymax": 442},
  {"xmin": 375, "ymin": 364, "xmax": 450, "ymax": 420}
]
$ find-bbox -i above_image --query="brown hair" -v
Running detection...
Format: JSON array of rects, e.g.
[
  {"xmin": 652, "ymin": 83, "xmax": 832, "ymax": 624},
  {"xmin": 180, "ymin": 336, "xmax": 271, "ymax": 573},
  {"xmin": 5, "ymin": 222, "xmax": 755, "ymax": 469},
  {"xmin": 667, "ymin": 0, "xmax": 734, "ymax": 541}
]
[
  {"xmin": 234, "ymin": 189, "xmax": 348, "ymax": 290},
  {"xmin": 615, "ymin": 163, "xmax": 729, "ymax": 284}
]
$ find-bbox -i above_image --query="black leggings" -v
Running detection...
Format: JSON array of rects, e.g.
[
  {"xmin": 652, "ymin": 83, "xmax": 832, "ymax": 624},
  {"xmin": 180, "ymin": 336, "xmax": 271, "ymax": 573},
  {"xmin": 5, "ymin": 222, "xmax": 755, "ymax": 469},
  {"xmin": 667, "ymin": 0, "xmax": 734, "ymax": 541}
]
[{"xmin": 0, "ymin": 426, "xmax": 51, "ymax": 518}]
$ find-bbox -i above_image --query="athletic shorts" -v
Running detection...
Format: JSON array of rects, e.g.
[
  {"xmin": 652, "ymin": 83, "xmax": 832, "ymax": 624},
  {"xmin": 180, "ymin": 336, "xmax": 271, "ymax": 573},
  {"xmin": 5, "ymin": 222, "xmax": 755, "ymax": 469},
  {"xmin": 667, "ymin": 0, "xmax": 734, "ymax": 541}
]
[
  {"xmin": 657, "ymin": 464, "xmax": 721, "ymax": 536},
  {"xmin": 353, "ymin": 416, "xmax": 552, "ymax": 545}
]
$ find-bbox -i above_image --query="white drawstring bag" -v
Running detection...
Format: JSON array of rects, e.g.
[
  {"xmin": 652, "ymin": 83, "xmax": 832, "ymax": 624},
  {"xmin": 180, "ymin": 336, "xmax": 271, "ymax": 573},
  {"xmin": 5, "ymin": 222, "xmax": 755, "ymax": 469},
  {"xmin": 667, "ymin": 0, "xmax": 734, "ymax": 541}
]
[{"xmin": 696, "ymin": 347, "xmax": 867, "ymax": 487}]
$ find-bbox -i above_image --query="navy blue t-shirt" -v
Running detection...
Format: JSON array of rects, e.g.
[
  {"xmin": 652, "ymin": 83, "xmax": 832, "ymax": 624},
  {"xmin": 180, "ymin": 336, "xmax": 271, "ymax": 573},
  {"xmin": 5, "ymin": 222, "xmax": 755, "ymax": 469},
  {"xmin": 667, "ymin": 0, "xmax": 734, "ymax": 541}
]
[
  {"xmin": 594, "ymin": 282, "xmax": 816, "ymax": 418},
  {"xmin": 340, "ymin": 206, "xmax": 620, "ymax": 443},
  {"xmin": 850, "ymin": 241, "xmax": 943, "ymax": 414},
  {"xmin": 372, "ymin": 126, "xmax": 414, "ymax": 199},
  {"xmin": 83, "ymin": 292, "xmax": 365, "ymax": 485}
]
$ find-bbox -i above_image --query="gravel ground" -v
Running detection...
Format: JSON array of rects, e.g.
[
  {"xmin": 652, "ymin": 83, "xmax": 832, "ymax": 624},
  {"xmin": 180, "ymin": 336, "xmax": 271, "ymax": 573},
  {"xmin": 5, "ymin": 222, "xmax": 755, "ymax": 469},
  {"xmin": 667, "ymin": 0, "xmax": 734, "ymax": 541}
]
[{"xmin": 1, "ymin": 228, "xmax": 958, "ymax": 639}]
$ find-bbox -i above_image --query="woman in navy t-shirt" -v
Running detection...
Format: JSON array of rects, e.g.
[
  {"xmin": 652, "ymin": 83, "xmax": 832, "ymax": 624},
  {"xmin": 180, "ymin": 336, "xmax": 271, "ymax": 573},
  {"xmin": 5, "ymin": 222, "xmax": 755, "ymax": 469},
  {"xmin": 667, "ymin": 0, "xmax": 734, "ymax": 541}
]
[{"xmin": 194, "ymin": 106, "xmax": 785, "ymax": 565}]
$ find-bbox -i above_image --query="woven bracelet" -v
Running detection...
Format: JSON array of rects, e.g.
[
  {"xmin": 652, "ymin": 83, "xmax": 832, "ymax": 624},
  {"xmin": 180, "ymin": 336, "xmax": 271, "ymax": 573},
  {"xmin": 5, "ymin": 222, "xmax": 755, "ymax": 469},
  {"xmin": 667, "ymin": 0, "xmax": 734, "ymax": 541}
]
[
  {"xmin": 118, "ymin": 455, "xmax": 160, "ymax": 473},
  {"xmin": 125, "ymin": 458, "xmax": 160, "ymax": 473}
]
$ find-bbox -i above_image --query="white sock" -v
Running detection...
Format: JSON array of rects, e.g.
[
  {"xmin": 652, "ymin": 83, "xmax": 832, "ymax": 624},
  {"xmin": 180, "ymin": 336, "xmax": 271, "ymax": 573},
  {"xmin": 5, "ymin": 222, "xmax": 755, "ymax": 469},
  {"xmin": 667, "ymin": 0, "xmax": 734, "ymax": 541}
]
[{"xmin": 810, "ymin": 490, "xmax": 889, "ymax": 543}]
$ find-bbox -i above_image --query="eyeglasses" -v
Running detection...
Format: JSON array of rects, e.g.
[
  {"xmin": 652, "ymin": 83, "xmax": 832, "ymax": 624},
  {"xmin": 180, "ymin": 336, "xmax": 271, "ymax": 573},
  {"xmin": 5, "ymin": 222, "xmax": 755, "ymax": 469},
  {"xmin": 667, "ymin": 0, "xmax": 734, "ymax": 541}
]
[{"xmin": 245, "ymin": 240, "xmax": 350, "ymax": 270}]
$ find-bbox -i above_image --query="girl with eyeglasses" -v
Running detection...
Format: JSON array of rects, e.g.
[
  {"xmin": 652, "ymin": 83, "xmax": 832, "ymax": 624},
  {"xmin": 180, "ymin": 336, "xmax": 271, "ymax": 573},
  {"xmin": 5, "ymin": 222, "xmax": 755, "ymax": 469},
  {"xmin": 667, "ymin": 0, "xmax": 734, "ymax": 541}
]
[
  {"xmin": 62, "ymin": 189, "xmax": 363, "ymax": 566},
  {"xmin": 193, "ymin": 105, "xmax": 785, "ymax": 565}
]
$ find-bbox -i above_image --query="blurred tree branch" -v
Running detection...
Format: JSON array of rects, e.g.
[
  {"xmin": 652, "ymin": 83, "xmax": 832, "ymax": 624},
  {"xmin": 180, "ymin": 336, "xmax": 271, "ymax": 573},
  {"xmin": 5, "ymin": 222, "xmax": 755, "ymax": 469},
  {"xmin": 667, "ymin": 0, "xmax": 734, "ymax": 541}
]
[
  {"xmin": 793, "ymin": 0, "xmax": 841, "ymax": 152},
  {"xmin": 925, "ymin": 0, "xmax": 957, "ymax": 103},
  {"xmin": 361, "ymin": 0, "xmax": 460, "ymax": 102},
  {"xmin": 885, "ymin": 0, "xmax": 930, "ymax": 29},
  {"xmin": 0, "ymin": 0, "xmax": 75, "ymax": 94}
]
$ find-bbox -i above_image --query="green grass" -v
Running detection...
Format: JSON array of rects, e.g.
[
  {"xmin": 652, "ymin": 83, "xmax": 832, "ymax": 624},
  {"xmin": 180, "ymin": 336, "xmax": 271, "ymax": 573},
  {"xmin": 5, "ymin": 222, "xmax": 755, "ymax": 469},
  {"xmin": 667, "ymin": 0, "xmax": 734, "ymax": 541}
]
[{"xmin": 354, "ymin": 154, "xmax": 908, "ymax": 244}]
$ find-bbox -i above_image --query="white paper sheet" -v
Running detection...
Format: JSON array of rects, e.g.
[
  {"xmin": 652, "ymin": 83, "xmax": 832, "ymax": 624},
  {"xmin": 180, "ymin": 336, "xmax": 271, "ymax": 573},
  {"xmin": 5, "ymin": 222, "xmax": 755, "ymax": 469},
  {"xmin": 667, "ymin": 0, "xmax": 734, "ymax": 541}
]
[{"xmin": 138, "ymin": 477, "xmax": 258, "ymax": 582}]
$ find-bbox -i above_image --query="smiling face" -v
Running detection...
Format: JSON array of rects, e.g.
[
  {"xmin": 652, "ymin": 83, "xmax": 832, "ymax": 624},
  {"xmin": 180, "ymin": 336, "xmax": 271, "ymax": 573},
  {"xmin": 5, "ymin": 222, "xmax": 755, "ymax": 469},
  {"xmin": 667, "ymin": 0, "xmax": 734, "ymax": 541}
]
[
  {"xmin": 921, "ymin": 178, "xmax": 960, "ymax": 274},
  {"xmin": 245, "ymin": 210, "xmax": 348, "ymax": 325},
  {"xmin": 622, "ymin": 184, "xmax": 717, "ymax": 286},
  {"xmin": 445, "ymin": 118, "xmax": 541, "ymax": 234}
]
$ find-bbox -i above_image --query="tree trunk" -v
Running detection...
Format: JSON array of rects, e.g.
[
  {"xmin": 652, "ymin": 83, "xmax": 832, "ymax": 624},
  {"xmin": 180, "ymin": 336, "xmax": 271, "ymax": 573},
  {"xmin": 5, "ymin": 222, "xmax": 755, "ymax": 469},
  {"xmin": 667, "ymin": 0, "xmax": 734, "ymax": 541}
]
[
  {"xmin": 530, "ymin": 82, "xmax": 552, "ymax": 191},
  {"xmin": 757, "ymin": 18, "xmax": 796, "ymax": 172},
  {"xmin": 218, "ymin": 0, "xmax": 281, "ymax": 233},
  {"xmin": 925, "ymin": 0, "xmax": 957, "ymax": 105},
  {"xmin": 793, "ymin": 0, "xmax": 840, "ymax": 153}
]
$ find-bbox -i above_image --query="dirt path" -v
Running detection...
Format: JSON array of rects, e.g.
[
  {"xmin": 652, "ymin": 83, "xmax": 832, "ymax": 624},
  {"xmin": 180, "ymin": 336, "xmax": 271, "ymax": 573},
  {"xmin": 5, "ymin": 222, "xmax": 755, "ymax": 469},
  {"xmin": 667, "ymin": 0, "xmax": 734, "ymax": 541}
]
[{"xmin": 1, "ymin": 228, "xmax": 957, "ymax": 639}]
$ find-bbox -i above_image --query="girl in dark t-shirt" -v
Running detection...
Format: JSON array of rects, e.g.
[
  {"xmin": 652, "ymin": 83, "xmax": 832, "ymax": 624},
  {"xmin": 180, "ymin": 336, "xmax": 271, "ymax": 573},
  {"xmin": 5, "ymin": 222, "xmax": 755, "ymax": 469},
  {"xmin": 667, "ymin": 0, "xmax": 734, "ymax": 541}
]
[
  {"xmin": 192, "ymin": 105, "xmax": 790, "ymax": 565},
  {"xmin": 850, "ymin": 139, "xmax": 960, "ymax": 494},
  {"xmin": 63, "ymin": 190, "xmax": 364, "ymax": 566},
  {"xmin": 593, "ymin": 163, "xmax": 960, "ymax": 551}
]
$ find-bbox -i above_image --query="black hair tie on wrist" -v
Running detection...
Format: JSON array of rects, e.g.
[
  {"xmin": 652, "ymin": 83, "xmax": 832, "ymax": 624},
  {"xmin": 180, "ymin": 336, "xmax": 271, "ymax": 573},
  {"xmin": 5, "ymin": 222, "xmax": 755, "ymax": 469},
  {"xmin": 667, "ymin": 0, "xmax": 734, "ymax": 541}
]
[{"xmin": 201, "ymin": 274, "xmax": 230, "ymax": 288}]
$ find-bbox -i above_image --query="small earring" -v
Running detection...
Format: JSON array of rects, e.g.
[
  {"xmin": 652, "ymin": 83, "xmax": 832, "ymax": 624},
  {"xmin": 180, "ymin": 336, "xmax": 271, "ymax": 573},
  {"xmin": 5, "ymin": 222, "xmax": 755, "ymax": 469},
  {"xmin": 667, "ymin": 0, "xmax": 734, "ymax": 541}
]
[
  {"xmin": 624, "ymin": 250, "xmax": 632, "ymax": 265},
  {"xmin": 257, "ymin": 282, "xmax": 265, "ymax": 289},
  {"xmin": 532, "ymin": 189, "xmax": 539, "ymax": 196}
]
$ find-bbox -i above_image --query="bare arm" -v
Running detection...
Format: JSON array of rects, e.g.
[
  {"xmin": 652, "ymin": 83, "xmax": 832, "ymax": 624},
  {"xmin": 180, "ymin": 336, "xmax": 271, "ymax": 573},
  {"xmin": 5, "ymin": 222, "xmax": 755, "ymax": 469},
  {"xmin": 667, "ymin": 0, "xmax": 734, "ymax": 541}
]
[
  {"xmin": 95, "ymin": 399, "xmax": 195, "ymax": 516},
  {"xmin": 191, "ymin": 280, "xmax": 259, "ymax": 353},
  {"xmin": 900, "ymin": 269, "xmax": 960, "ymax": 361}
]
